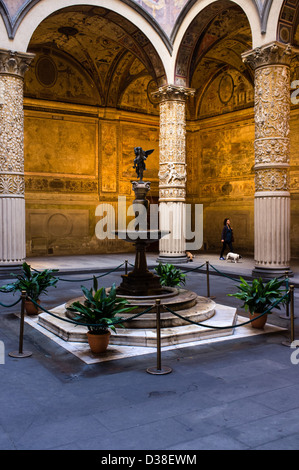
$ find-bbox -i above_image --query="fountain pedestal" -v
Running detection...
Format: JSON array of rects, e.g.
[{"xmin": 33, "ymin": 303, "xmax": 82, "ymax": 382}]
[{"xmin": 115, "ymin": 180, "xmax": 169, "ymax": 296}]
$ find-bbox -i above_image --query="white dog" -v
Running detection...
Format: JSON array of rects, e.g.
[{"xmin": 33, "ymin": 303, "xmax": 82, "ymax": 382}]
[{"xmin": 226, "ymin": 252, "xmax": 242, "ymax": 263}]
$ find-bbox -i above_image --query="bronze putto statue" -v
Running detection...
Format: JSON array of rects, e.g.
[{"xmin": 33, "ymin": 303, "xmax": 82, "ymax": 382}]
[{"xmin": 133, "ymin": 147, "xmax": 154, "ymax": 181}]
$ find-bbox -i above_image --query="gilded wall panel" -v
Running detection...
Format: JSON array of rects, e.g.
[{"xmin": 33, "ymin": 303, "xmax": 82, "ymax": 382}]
[
  {"xmin": 26, "ymin": 209, "xmax": 90, "ymax": 255},
  {"xmin": 186, "ymin": 131, "xmax": 200, "ymax": 197},
  {"xmin": 24, "ymin": 113, "xmax": 98, "ymax": 176},
  {"xmin": 100, "ymin": 122, "xmax": 118, "ymax": 193},
  {"xmin": 199, "ymin": 121, "xmax": 254, "ymax": 184},
  {"xmin": 120, "ymin": 123, "xmax": 159, "ymax": 187}
]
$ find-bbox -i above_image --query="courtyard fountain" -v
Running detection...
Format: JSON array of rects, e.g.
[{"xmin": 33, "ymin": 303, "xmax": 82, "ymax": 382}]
[{"xmin": 37, "ymin": 147, "xmax": 237, "ymax": 348}]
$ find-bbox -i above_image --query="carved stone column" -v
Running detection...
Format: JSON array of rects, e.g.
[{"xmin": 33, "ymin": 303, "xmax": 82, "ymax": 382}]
[
  {"xmin": 153, "ymin": 85, "xmax": 195, "ymax": 263},
  {"xmin": 242, "ymin": 42, "xmax": 292, "ymax": 277},
  {"xmin": 0, "ymin": 49, "xmax": 34, "ymax": 267}
]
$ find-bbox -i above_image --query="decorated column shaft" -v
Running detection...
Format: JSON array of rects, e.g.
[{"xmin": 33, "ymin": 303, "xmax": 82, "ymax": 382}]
[
  {"xmin": 153, "ymin": 85, "xmax": 195, "ymax": 263},
  {"xmin": 242, "ymin": 42, "xmax": 292, "ymax": 276},
  {"xmin": 0, "ymin": 50, "xmax": 34, "ymax": 266}
]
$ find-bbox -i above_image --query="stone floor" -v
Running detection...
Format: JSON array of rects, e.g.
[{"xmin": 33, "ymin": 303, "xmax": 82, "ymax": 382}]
[{"xmin": 0, "ymin": 252, "xmax": 298, "ymax": 450}]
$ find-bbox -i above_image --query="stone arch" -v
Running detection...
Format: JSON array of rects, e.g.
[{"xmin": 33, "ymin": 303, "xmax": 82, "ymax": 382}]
[
  {"xmin": 8, "ymin": 0, "xmax": 169, "ymax": 84},
  {"xmin": 173, "ymin": 0, "xmax": 256, "ymax": 87},
  {"xmin": 277, "ymin": 0, "xmax": 299, "ymax": 45}
]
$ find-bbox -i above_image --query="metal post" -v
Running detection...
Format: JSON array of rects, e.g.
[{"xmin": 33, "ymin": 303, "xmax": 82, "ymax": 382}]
[
  {"xmin": 290, "ymin": 285, "xmax": 295, "ymax": 344},
  {"xmin": 206, "ymin": 261, "xmax": 210, "ymax": 298},
  {"xmin": 125, "ymin": 259, "xmax": 128, "ymax": 275},
  {"xmin": 280, "ymin": 271, "xmax": 290, "ymax": 319},
  {"xmin": 206, "ymin": 261, "xmax": 215, "ymax": 299},
  {"xmin": 147, "ymin": 299, "xmax": 172, "ymax": 375},
  {"xmin": 9, "ymin": 291, "xmax": 32, "ymax": 358},
  {"xmin": 282, "ymin": 285, "xmax": 296, "ymax": 347}
]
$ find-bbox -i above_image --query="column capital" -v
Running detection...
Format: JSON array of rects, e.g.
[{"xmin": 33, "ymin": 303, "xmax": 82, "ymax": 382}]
[
  {"xmin": 0, "ymin": 49, "xmax": 35, "ymax": 79},
  {"xmin": 242, "ymin": 41, "xmax": 293, "ymax": 70},
  {"xmin": 152, "ymin": 84, "xmax": 195, "ymax": 102}
]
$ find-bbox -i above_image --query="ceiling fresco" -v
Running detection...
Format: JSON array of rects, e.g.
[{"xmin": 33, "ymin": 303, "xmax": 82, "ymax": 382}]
[
  {"xmin": 187, "ymin": 5, "xmax": 253, "ymax": 119},
  {"xmin": 24, "ymin": 5, "xmax": 165, "ymax": 112}
]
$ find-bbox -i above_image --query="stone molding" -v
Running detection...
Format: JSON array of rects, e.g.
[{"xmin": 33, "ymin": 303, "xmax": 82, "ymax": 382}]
[
  {"xmin": 242, "ymin": 41, "xmax": 293, "ymax": 70},
  {"xmin": 0, "ymin": 49, "xmax": 35, "ymax": 78},
  {"xmin": 152, "ymin": 84, "xmax": 195, "ymax": 102}
]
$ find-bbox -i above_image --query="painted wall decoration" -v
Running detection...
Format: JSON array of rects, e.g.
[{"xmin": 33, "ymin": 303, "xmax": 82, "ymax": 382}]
[{"xmin": 133, "ymin": 0, "xmax": 188, "ymax": 36}]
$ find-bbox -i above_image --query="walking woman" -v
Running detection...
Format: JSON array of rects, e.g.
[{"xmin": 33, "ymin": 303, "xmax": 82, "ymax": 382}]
[{"xmin": 219, "ymin": 218, "xmax": 234, "ymax": 260}]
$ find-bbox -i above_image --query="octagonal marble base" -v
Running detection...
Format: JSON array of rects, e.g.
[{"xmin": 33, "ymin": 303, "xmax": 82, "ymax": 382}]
[{"xmin": 37, "ymin": 300, "xmax": 237, "ymax": 347}]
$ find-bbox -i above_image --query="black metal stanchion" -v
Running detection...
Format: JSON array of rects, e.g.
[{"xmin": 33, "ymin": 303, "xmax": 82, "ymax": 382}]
[
  {"xmin": 9, "ymin": 291, "xmax": 32, "ymax": 358},
  {"xmin": 206, "ymin": 261, "xmax": 215, "ymax": 299},
  {"xmin": 125, "ymin": 259, "xmax": 128, "ymax": 275},
  {"xmin": 147, "ymin": 299, "xmax": 172, "ymax": 375},
  {"xmin": 282, "ymin": 285, "xmax": 297, "ymax": 347},
  {"xmin": 280, "ymin": 271, "xmax": 290, "ymax": 320}
]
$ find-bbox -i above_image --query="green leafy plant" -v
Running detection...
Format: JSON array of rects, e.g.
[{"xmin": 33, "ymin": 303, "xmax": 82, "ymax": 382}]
[
  {"xmin": 154, "ymin": 263, "xmax": 186, "ymax": 287},
  {"xmin": 0, "ymin": 262, "xmax": 58, "ymax": 301},
  {"xmin": 67, "ymin": 277, "xmax": 136, "ymax": 334},
  {"xmin": 228, "ymin": 276, "xmax": 286, "ymax": 314}
]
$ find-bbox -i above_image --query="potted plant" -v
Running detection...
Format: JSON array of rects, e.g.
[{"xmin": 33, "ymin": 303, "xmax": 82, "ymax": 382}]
[
  {"xmin": 67, "ymin": 277, "xmax": 136, "ymax": 353},
  {"xmin": 154, "ymin": 263, "xmax": 186, "ymax": 288},
  {"xmin": 228, "ymin": 276, "xmax": 286, "ymax": 328},
  {"xmin": 0, "ymin": 262, "xmax": 59, "ymax": 315}
]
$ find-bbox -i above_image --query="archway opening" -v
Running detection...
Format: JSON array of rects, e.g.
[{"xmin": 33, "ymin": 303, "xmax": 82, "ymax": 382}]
[
  {"xmin": 23, "ymin": 5, "xmax": 165, "ymax": 257},
  {"xmin": 176, "ymin": 1, "xmax": 254, "ymax": 255}
]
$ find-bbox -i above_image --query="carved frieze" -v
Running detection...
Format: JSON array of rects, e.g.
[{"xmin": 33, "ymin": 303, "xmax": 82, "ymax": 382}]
[
  {"xmin": 254, "ymin": 138, "xmax": 290, "ymax": 165},
  {"xmin": 255, "ymin": 168, "xmax": 290, "ymax": 192},
  {"xmin": 0, "ymin": 174, "xmax": 25, "ymax": 195},
  {"xmin": 25, "ymin": 176, "xmax": 98, "ymax": 193},
  {"xmin": 156, "ymin": 86, "xmax": 192, "ymax": 202},
  {"xmin": 255, "ymin": 66, "xmax": 290, "ymax": 140},
  {"xmin": 0, "ymin": 74, "xmax": 25, "ymax": 195},
  {"xmin": 159, "ymin": 162, "xmax": 186, "ymax": 186},
  {"xmin": 242, "ymin": 42, "xmax": 291, "ymax": 197}
]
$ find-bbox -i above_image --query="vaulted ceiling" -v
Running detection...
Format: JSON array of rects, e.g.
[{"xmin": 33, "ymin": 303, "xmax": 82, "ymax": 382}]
[{"xmin": 25, "ymin": 5, "xmax": 165, "ymax": 110}]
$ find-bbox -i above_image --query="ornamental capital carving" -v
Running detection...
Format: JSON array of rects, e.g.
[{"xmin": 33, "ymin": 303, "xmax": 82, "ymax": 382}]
[
  {"xmin": 152, "ymin": 84, "xmax": 195, "ymax": 102},
  {"xmin": 242, "ymin": 42, "xmax": 293, "ymax": 70},
  {"xmin": 0, "ymin": 49, "xmax": 35, "ymax": 78}
]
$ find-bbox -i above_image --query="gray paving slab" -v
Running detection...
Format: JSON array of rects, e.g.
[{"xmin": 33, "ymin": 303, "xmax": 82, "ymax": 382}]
[{"xmin": 0, "ymin": 252, "xmax": 299, "ymax": 450}]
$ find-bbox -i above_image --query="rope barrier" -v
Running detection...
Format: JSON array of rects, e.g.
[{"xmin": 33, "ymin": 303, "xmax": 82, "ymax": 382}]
[
  {"xmin": 0, "ymin": 297, "xmax": 22, "ymax": 308},
  {"xmin": 162, "ymin": 291, "xmax": 290, "ymax": 330},
  {"xmin": 28, "ymin": 296, "xmax": 154, "ymax": 328},
  {"xmin": 2, "ymin": 258, "xmax": 296, "ymax": 366},
  {"xmin": 44, "ymin": 262, "xmax": 126, "ymax": 283}
]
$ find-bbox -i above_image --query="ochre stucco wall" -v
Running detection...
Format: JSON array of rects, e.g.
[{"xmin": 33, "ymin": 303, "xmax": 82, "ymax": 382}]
[
  {"xmin": 24, "ymin": 103, "xmax": 160, "ymax": 256},
  {"xmin": 24, "ymin": 102, "xmax": 299, "ymax": 258}
]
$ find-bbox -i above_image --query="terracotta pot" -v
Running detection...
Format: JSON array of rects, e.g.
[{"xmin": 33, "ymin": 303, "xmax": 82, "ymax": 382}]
[
  {"xmin": 250, "ymin": 312, "xmax": 268, "ymax": 329},
  {"xmin": 87, "ymin": 331, "xmax": 111, "ymax": 353},
  {"xmin": 25, "ymin": 299, "xmax": 40, "ymax": 315}
]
